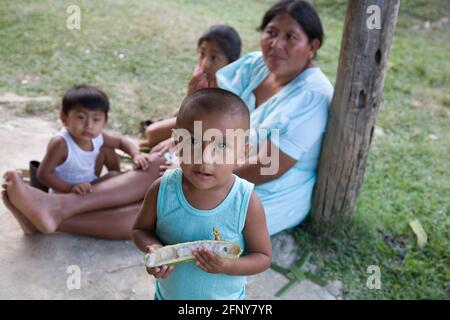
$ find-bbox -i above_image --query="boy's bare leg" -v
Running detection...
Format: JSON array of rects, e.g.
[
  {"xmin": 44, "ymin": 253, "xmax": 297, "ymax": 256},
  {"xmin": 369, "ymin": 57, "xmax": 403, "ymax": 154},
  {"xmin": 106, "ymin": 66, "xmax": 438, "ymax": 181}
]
[
  {"xmin": 3, "ymin": 153, "xmax": 165, "ymax": 234},
  {"xmin": 2, "ymin": 192, "xmax": 39, "ymax": 235}
]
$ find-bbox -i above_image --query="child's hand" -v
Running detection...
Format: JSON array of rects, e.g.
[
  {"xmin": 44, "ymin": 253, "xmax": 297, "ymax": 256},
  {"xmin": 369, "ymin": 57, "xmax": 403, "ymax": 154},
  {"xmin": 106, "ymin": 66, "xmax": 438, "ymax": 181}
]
[
  {"xmin": 71, "ymin": 183, "xmax": 92, "ymax": 195},
  {"xmin": 187, "ymin": 64, "xmax": 209, "ymax": 94},
  {"xmin": 133, "ymin": 154, "xmax": 151, "ymax": 170},
  {"xmin": 145, "ymin": 244, "xmax": 175, "ymax": 279},
  {"xmin": 150, "ymin": 138, "xmax": 175, "ymax": 156},
  {"xmin": 193, "ymin": 248, "xmax": 232, "ymax": 274}
]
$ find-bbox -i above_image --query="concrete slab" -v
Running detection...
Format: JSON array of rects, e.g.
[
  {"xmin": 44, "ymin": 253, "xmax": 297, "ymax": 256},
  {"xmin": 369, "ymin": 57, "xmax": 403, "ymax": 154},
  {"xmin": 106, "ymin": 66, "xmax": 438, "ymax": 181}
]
[{"xmin": 0, "ymin": 213, "xmax": 153, "ymax": 300}]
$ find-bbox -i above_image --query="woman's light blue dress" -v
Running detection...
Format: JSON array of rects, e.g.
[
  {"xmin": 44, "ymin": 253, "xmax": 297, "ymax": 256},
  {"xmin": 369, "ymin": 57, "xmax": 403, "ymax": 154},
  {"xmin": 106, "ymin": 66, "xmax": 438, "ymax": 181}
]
[{"xmin": 216, "ymin": 52, "xmax": 334, "ymax": 235}]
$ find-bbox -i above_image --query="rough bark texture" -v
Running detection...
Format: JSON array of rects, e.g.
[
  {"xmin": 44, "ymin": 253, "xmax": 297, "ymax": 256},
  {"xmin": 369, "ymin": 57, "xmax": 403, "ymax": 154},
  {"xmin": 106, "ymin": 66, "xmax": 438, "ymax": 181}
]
[{"xmin": 311, "ymin": 0, "xmax": 400, "ymax": 234}]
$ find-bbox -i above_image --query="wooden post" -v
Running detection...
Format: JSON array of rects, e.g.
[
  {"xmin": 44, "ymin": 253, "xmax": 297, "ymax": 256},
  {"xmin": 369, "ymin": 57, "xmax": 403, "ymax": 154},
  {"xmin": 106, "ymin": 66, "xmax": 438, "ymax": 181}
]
[{"xmin": 311, "ymin": 0, "xmax": 400, "ymax": 234}]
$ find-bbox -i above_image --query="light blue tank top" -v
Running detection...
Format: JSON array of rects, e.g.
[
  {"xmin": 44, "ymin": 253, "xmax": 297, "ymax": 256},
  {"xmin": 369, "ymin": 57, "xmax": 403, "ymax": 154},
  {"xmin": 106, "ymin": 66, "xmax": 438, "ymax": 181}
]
[{"xmin": 155, "ymin": 168, "xmax": 254, "ymax": 300}]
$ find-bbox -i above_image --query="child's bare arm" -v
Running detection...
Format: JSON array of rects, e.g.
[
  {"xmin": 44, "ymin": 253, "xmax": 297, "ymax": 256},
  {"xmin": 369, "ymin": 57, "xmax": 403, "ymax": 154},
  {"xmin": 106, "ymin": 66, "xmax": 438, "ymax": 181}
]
[
  {"xmin": 144, "ymin": 117, "xmax": 176, "ymax": 148},
  {"xmin": 236, "ymin": 192, "xmax": 272, "ymax": 274},
  {"xmin": 102, "ymin": 131, "xmax": 139, "ymax": 159},
  {"xmin": 132, "ymin": 178, "xmax": 163, "ymax": 253},
  {"xmin": 103, "ymin": 131, "xmax": 151, "ymax": 169},
  {"xmin": 132, "ymin": 179, "xmax": 175, "ymax": 279},
  {"xmin": 37, "ymin": 137, "xmax": 73, "ymax": 193},
  {"xmin": 194, "ymin": 192, "xmax": 272, "ymax": 276}
]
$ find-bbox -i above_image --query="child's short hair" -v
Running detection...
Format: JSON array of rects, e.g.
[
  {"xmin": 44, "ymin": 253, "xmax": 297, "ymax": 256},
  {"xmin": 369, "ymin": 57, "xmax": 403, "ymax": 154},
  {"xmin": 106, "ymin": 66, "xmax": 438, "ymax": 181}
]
[
  {"xmin": 177, "ymin": 88, "xmax": 249, "ymax": 128},
  {"xmin": 197, "ymin": 25, "xmax": 242, "ymax": 63},
  {"xmin": 62, "ymin": 85, "xmax": 110, "ymax": 116}
]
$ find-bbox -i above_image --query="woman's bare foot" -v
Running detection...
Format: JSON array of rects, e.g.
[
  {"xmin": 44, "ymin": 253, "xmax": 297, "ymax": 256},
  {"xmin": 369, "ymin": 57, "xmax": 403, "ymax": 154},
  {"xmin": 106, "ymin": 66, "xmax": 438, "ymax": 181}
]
[
  {"xmin": 2, "ymin": 192, "xmax": 40, "ymax": 235},
  {"xmin": 3, "ymin": 171, "xmax": 60, "ymax": 233}
]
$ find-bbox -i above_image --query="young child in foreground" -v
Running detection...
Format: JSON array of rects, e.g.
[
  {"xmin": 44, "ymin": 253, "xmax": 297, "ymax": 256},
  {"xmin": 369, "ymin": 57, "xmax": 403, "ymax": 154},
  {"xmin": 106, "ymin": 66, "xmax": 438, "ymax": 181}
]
[
  {"xmin": 132, "ymin": 88, "xmax": 272, "ymax": 300},
  {"xmin": 37, "ymin": 85, "xmax": 150, "ymax": 194},
  {"xmin": 141, "ymin": 25, "xmax": 242, "ymax": 149}
]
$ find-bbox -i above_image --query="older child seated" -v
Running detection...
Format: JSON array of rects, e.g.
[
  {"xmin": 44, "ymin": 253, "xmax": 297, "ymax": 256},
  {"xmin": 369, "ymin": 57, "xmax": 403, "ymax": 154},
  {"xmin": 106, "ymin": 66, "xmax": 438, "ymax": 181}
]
[{"xmin": 141, "ymin": 25, "xmax": 242, "ymax": 150}]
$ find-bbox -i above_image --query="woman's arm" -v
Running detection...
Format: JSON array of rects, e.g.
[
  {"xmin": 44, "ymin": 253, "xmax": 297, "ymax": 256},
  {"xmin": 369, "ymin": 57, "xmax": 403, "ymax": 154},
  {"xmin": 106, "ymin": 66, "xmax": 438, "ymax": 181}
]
[
  {"xmin": 37, "ymin": 137, "xmax": 73, "ymax": 193},
  {"xmin": 234, "ymin": 139, "xmax": 297, "ymax": 185}
]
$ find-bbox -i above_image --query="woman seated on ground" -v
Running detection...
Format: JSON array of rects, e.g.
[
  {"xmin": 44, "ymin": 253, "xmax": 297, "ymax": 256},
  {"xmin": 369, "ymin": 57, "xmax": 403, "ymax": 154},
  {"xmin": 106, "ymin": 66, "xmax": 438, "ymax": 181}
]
[
  {"xmin": 147, "ymin": 0, "xmax": 334, "ymax": 234},
  {"xmin": 2, "ymin": 0, "xmax": 333, "ymax": 238}
]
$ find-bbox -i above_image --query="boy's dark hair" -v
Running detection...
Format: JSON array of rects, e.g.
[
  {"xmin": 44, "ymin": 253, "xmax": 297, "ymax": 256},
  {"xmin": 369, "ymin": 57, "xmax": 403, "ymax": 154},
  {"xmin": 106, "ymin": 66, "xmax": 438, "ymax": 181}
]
[
  {"xmin": 258, "ymin": 0, "xmax": 324, "ymax": 48},
  {"xmin": 62, "ymin": 85, "xmax": 110, "ymax": 116},
  {"xmin": 198, "ymin": 25, "xmax": 242, "ymax": 63},
  {"xmin": 177, "ymin": 88, "xmax": 249, "ymax": 128}
]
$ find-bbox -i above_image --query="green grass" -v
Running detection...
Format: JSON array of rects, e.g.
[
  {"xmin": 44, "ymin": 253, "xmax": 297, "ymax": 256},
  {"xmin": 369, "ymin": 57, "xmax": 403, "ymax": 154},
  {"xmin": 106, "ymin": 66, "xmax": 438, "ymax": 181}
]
[{"xmin": 1, "ymin": 0, "xmax": 448, "ymax": 299}]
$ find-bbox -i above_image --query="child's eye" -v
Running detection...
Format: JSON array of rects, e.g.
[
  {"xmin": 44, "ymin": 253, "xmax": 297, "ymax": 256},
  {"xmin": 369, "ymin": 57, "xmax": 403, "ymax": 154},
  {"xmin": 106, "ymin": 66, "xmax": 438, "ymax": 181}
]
[
  {"xmin": 265, "ymin": 29, "xmax": 276, "ymax": 37},
  {"xmin": 77, "ymin": 115, "xmax": 85, "ymax": 120},
  {"xmin": 287, "ymin": 33, "xmax": 298, "ymax": 41},
  {"xmin": 217, "ymin": 142, "xmax": 226, "ymax": 150},
  {"xmin": 190, "ymin": 137, "xmax": 199, "ymax": 145}
]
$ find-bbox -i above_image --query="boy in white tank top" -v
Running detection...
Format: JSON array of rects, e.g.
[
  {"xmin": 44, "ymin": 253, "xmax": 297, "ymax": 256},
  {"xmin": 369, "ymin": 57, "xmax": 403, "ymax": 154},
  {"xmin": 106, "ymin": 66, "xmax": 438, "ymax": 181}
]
[{"xmin": 37, "ymin": 85, "xmax": 151, "ymax": 194}]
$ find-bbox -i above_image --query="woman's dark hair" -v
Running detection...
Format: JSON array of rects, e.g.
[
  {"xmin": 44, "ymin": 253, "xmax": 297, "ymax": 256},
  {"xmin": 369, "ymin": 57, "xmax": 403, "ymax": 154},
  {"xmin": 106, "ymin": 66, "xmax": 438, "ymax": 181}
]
[
  {"xmin": 197, "ymin": 25, "xmax": 242, "ymax": 63},
  {"xmin": 258, "ymin": 0, "xmax": 324, "ymax": 47},
  {"xmin": 62, "ymin": 85, "xmax": 110, "ymax": 117}
]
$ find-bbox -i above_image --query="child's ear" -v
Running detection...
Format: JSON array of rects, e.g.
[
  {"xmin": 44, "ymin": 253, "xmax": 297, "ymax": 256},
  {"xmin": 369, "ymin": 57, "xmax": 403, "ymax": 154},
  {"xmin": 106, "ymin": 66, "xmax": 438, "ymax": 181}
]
[
  {"xmin": 171, "ymin": 129, "xmax": 181, "ymax": 155},
  {"xmin": 245, "ymin": 143, "xmax": 253, "ymax": 159},
  {"xmin": 309, "ymin": 38, "xmax": 321, "ymax": 60},
  {"xmin": 241, "ymin": 143, "xmax": 253, "ymax": 160},
  {"xmin": 237, "ymin": 143, "xmax": 253, "ymax": 165},
  {"xmin": 60, "ymin": 111, "xmax": 68, "ymax": 126},
  {"xmin": 171, "ymin": 129, "xmax": 177, "ymax": 144}
]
